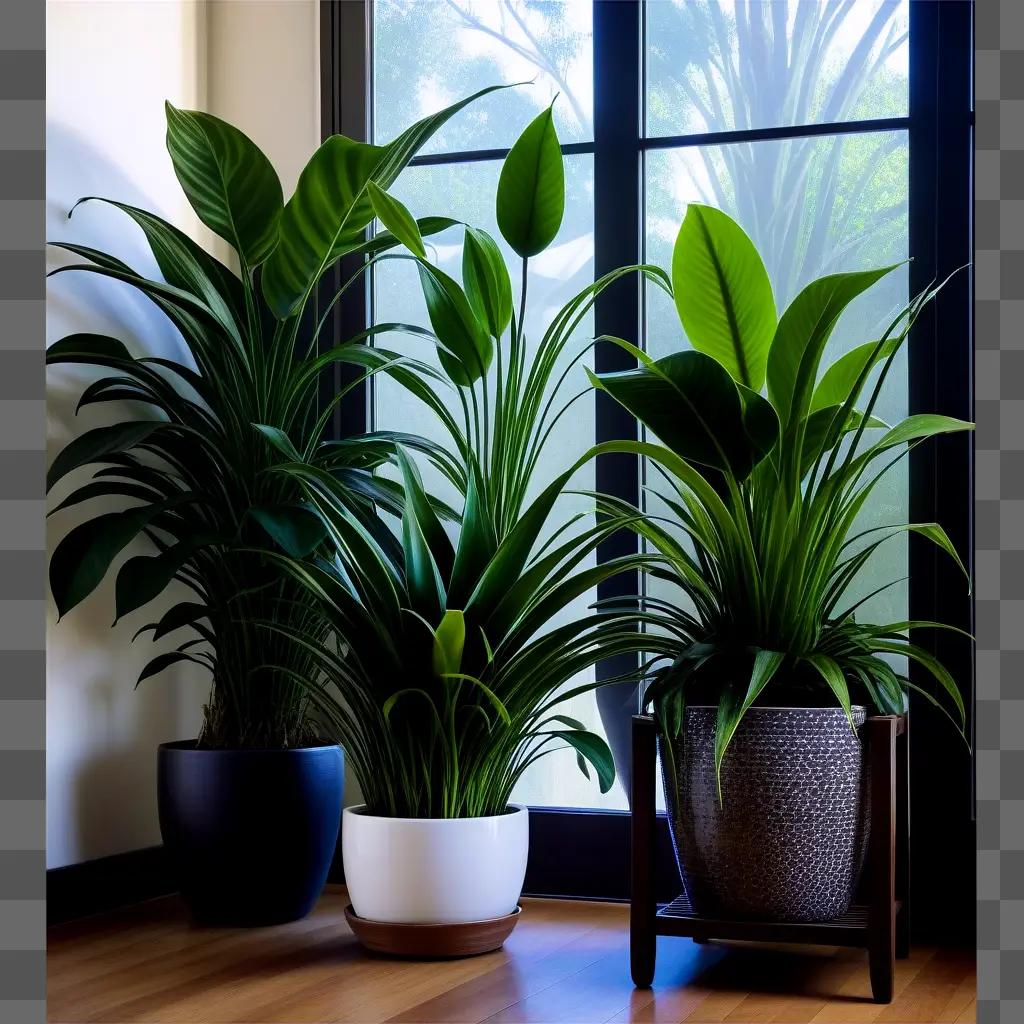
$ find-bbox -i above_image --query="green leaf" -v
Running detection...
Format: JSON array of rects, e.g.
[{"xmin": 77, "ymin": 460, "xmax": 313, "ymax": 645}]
[
  {"xmin": 132, "ymin": 601, "xmax": 209, "ymax": 643},
  {"xmin": 136, "ymin": 650, "xmax": 205, "ymax": 688},
  {"xmin": 462, "ymin": 226, "xmax": 513, "ymax": 339},
  {"xmin": 69, "ymin": 198, "xmax": 245, "ymax": 335},
  {"xmin": 556, "ymin": 729, "xmax": 615, "ymax": 793},
  {"xmin": 811, "ymin": 337, "xmax": 901, "ymax": 412},
  {"xmin": 713, "ymin": 650, "xmax": 785, "ymax": 800},
  {"xmin": 49, "ymin": 503, "xmax": 175, "ymax": 618},
  {"xmin": 165, "ymin": 101, "xmax": 283, "ymax": 267},
  {"xmin": 250, "ymin": 504, "xmax": 328, "ymax": 558},
  {"xmin": 393, "ymin": 446, "xmax": 455, "ymax": 581},
  {"xmin": 48, "ymin": 479, "xmax": 166, "ymax": 517},
  {"xmin": 47, "ymin": 422, "xmax": 165, "ymax": 492},
  {"xmin": 364, "ymin": 216, "xmax": 459, "ymax": 258},
  {"xmin": 671, "ymin": 204, "xmax": 776, "ymax": 390},
  {"xmin": 262, "ymin": 85, "xmax": 506, "ymax": 318},
  {"xmin": 767, "ymin": 264, "xmax": 900, "ymax": 428},
  {"xmin": 876, "ymin": 414, "xmax": 974, "ymax": 450},
  {"xmin": 800, "ymin": 406, "xmax": 887, "ymax": 477},
  {"xmin": 496, "ymin": 104, "xmax": 564, "ymax": 258},
  {"xmin": 432, "ymin": 609, "xmax": 466, "ymax": 678},
  {"xmin": 448, "ymin": 457, "xmax": 498, "ymax": 606},
  {"xmin": 394, "ymin": 453, "xmax": 447, "ymax": 620},
  {"xmin": 253, "ymin": 424, "xmax": 301, "ymax": 462},
  {"xmin": 366, "ymin": 181, "xmax": 426, "ymax": 258},
  {"xmin": 805, "ymin": 654, "xmax": 856, "ymax": 731},
  {"xmin": 590, "ymin": 347, "xmax": 769, "ymax": 480},
  {"xmin": 114, "ymin": 536, "xmax": 213, "ymax": 623},
  {"xmin": 416, "ymin": 262, "xmax": 493, "ymax": 385},
  {"xmin": 47, "ymin": 333, "xmax": 133, "ymax": 364}
]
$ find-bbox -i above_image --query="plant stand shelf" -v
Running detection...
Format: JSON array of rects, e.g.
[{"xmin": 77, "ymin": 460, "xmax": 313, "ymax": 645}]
[{"xmin": 629, "ymin": 713, "xmax": 909, "ymax": 1003}]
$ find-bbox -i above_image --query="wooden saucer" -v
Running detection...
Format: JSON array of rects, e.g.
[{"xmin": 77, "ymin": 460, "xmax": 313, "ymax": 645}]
[{"xmin": 344, "ymin": 904, "xmax": 521, "ymax": 958}]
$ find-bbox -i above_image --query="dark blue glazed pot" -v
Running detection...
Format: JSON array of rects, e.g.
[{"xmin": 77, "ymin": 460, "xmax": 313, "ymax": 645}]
[{"xmin": 157, "ymin": 741, "xmax": 343, "ymax": 925}]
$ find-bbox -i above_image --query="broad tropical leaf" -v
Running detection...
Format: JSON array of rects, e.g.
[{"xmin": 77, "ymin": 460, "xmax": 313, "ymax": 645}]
[
  {"xmin": 262, "ymin": 85, "xmax": 506, "ymax": 318},
  {"xmin": 672, "ymin": 204, "xmax": 776, "ymax": 390},
  {"xmin": 165, "ymin": 101, "xmax": 283, "ymax": 267},
  {"xmin": 496, "ymin": 104, "xmax": 564, "ymax": 258}
]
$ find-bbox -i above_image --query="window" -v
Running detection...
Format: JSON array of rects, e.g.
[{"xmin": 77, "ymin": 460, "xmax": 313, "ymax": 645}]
[{"xmin": 324, "ymin": 0, "xmax": 973, "ymax": 908}]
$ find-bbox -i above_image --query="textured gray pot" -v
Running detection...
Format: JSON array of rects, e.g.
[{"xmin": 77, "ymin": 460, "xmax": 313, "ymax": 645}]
[{"xmin": 660, "ymin": 705, "xmax": 870, "ymax": 922}]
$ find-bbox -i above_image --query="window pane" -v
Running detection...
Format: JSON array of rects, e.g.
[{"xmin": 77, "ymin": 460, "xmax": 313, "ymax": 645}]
[
  {"xmin": 645, "ymin": 0, "xmax": 909, "ymax": 137},
  {"xmin": 373, "ymin": 156, "xmax": 626, "ymax": 810},
  {"xmin": 374, "ymin": 0, "xmax": 593, "ymax": 155}
]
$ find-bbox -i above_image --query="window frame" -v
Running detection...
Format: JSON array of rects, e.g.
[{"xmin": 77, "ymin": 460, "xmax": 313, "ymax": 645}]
[{"xmin": 320, "ymin": 0, "xmax": 974, "ymax": 939}]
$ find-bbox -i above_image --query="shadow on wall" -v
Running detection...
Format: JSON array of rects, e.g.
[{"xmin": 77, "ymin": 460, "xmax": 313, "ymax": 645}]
[{"xmin": 46, "ymin": 122, "xmax": 209, "ymax": 869}]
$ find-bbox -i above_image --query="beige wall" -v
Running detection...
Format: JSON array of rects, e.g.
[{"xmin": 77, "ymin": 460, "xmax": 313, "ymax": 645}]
[{"xmin": 46, "ymin": 0, "xmax": 321, "ymax": 869}]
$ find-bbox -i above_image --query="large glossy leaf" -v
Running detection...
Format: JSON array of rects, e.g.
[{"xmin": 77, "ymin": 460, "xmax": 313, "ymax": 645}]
[
  {"xmin": 262, "ymin": 85, "xmax": 506, "ymax": 319},
  {"xmin": 250, "ymin": 504, "xmax": 328, "ymax": 558},
  {"xmin": 417, "ymin": 262, "xmax": 493, "ymax": 385},
  {"xmin": 47, "ymin": 333, "xmax": 133, "ymax": 365},
  {"xmin": 49, "ymin": 501, "xmax": 181, "ymax": 618},
  {"xmin": 671, "ymin": 204, "xmax": 776, "ymax": 390},
  {"xmin": 261, "ymin": 135, "xmax": 382, "ymax": 319},
  {"xmin": 590, "ymin": 347, "xmax": 769, "ymax": 480},
  {"xmin": 114, "ymin": 535, "xmax": 214, "ymax": 623},
  {"xmin": 47, "ymin": 422, "xmax": 166, "ymax": 492},
  {"xmin": 165, "ymin": 102, "xmax": 283, "ymax": 267},
  {"xmin": 767, "ymin": 264, "xmax": 899, "ymax": 428},
  {"xmin": 496, "ymin": 104, "xmax": 564, "ymax": 258},
  {"xmin": 48, "ymin": 479, "xmax": 167, "ymax": 517},
  {"xmin": 462, "ymin": 227, "xmax": 512, "ymax": 340}
]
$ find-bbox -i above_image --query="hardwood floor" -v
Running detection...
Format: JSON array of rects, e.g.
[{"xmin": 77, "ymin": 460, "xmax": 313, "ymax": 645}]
[{"xmin": 47, "ymin": 886, "xmax": 975, "ymax": 1023}]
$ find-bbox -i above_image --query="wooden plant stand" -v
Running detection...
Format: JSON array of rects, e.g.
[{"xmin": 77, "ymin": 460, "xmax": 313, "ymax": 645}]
[{"xmin": 630, "ymin": 713, "xmax": 909, "ymax": 1003}]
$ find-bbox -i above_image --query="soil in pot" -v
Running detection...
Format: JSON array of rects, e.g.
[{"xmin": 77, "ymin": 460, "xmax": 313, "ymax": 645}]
[
  {"xmin": 660, "ymin": 705, "xmax": 869, "ymax": 922},
  {"xmin": 158, "ymin": 741, "xmax": 344, "ymax": 926}
]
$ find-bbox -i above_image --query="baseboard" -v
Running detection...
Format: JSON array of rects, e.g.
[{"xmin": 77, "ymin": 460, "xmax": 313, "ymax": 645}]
[
  {"xmin": 47, "ymin": 846, "xmax": 176, "ymax": 925},
  {"xmin": 49, "ymin": 840, "xmax": 346, "ymax": 925}
]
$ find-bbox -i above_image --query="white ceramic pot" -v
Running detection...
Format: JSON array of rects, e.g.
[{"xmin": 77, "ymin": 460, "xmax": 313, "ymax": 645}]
[{"xmin": 342, "ymin": 804, "xmax": 529, "ymax": 924}]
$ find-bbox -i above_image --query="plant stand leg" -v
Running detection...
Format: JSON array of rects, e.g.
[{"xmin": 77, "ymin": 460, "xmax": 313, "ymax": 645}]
[
  {"xmin": 895, "ymin": 723, "xmax": 910, "ymax": 960},
  {"xmin": 631, "ymin": 716, "xmax": 657, "ymax": 988},
  {"xmin": 867, "ymin": 717, "xmax": 897, "ymax": 1003}
]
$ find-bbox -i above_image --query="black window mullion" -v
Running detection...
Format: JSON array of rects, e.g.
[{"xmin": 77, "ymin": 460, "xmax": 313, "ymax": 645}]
[
  {"xmin": 906, "ymin": 0, "xmax": 975, "ymax": 943},
  {"xmin": 318, "ymin": 0, "xmax": 372, "ymax": 440},
  {"xmin": 591, "ymin": 0, "xmax": 643, "ymax": 773}
]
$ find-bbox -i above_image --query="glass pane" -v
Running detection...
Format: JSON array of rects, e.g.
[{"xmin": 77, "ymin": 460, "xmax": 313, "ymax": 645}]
[
  {"xmin": 645, "ymin": 0, "xmax": 909, "ymax": 137},
  {"xmin": 644, "ymin": 132, "xmax": 909, "ymax": 807},
  {"xmin": 373, "ymin": 156, "xmax": 626, "ymax": 809},
  {"xmin": 374, "ymin": 0, "xmax": 593, "ymax": 155}
]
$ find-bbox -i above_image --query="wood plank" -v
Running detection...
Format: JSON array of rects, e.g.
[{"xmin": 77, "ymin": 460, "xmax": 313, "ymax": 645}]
[{"xmin": 46, "ymin": 890, "xmax": 975, "ymax": 1024}]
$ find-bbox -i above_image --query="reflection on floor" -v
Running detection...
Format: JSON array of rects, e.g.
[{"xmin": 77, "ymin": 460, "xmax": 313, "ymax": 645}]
[{"xmin": 47, "ymin": 886, "xmax": 975, "ymax": 1023}]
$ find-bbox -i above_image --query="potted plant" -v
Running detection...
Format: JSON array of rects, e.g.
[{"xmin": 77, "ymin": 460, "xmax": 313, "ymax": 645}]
[
  {"xmin": 45, "ymin": 90, "xmax": 498, "ymax": 925},
  {"xmin": 265, "ymin": 107, "xmax": 670, "ymax": 945},
  {"xmin": 591, "ymin": 205, "xmax": 972, "ymax": 922}
]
